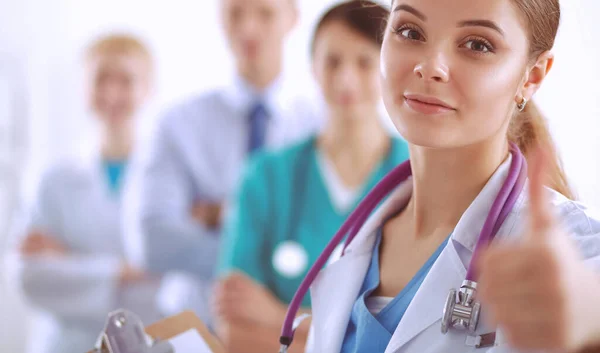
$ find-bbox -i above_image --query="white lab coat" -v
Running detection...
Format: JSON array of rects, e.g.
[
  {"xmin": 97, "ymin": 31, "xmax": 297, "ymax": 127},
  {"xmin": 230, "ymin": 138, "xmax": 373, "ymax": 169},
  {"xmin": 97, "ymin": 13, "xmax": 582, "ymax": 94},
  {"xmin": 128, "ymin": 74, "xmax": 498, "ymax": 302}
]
[
  {"xmin": 6, "ymin": 151, "xmax": 162, "ymax": 353},
  {"xmin": 306, "ymin": 155, "xmax": 600, "ymax": 353}
]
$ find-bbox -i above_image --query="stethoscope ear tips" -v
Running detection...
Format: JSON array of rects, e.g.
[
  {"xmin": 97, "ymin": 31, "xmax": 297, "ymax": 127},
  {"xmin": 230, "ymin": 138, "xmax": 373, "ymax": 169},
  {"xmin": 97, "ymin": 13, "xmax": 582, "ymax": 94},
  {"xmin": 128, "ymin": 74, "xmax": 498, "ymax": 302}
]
[{"xmin": 441, "ymin": 281, "xmax": 481, "ymax": 334}]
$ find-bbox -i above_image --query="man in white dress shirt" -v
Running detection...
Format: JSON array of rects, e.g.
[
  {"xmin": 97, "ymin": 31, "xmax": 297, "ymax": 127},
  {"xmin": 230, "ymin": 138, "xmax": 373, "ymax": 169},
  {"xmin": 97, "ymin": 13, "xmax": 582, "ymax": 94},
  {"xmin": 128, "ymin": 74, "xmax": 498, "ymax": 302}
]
[{"xmin": 125, "ymin": 0, "xmax": 322, "ymax": 325}]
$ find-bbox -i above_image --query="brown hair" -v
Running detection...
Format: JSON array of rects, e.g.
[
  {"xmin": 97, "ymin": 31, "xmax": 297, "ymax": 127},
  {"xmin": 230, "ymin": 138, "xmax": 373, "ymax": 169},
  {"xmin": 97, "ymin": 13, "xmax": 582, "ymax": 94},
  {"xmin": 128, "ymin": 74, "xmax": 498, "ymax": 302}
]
[
  {"xmin": 506, "ymin": 0, "xmax": 575, "ymax": 199},
  {"xmin": 85, "ymin": 33, "xmax": 153, "ymax": 69},
  {"xmin": 311, "ymin": 0, "xmax": 389, "ymax": 54}
]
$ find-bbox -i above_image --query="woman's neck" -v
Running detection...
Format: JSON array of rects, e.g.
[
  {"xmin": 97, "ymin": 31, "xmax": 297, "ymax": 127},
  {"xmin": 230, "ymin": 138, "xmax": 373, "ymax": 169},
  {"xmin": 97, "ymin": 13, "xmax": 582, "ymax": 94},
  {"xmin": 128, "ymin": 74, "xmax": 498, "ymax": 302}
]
[
  {"xmin": 101, "ymin": 123, "xmax": 133, "ymax": 161},
  {"xmin": 318, "ymin": 110, "xmax": 390, "ymax": 188},
  {"xmin": 407, "ymin": 136, "xmax": 509, "ymax": 238}
]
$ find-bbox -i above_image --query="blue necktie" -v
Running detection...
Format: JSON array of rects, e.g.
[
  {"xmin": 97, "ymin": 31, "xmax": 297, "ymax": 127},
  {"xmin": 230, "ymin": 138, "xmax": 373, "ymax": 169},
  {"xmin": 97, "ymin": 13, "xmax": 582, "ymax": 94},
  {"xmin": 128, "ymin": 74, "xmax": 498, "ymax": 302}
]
[{"xmin": 247, "ymin": 101, "xmax": 269, "ymax": 154}]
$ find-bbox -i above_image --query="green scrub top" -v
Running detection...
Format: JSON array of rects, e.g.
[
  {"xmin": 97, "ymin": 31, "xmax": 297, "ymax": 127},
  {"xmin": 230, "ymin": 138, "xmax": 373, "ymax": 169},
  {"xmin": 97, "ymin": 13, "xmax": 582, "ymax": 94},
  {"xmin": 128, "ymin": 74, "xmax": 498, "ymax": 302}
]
[{"xmin": 218, "ymin": 135, "xmax": 409, "ymax": 308}]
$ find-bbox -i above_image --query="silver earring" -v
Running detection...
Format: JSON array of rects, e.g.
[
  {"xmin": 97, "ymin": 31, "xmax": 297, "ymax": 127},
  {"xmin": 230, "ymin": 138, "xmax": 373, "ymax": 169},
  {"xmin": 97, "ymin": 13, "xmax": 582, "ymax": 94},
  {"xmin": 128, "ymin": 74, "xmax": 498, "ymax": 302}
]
[{"xmin": 517, "ymin": 97, "xmax": 528, "ymax": 111}]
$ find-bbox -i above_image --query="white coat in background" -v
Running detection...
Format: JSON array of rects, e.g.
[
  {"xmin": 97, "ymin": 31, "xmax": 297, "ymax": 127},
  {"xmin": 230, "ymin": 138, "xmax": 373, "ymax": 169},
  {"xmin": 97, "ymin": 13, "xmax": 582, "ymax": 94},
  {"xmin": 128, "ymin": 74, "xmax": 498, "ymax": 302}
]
[
  {"xmin": 5, "ymin": 151, "xmax": 162, "ymax": 353},
  {"xmin": 306, "ymin": 155, "xmax": 600, "ymax": 353}
]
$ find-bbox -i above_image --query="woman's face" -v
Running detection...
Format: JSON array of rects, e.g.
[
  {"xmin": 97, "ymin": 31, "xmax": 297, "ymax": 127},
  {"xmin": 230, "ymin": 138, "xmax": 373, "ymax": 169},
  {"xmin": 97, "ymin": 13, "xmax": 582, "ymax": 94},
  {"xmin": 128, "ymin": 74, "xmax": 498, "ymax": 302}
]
[
  {"xmin": 87, "ymin": 53, "xmax": 150, "ymax": 128},
  {"xmin": 312, "ymin": 20, "xmax": 382, "ymax": 120},
  {"xmin": 381, "ymin": 0, "xmax": 536, "ymax": 148}
]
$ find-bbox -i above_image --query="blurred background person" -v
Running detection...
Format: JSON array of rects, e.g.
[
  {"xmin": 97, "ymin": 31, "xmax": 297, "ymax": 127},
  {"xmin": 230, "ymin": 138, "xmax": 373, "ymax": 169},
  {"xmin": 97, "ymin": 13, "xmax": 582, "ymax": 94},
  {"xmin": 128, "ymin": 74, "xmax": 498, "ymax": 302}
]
[
  {"xmin": 5, "ymin": 34, "xmax": 161, "ymax": 353},
  {"xmin": 214, "ymin": 2, "xmax": 408, "ymax": 352},
  {"xmin": 125, "ymin": 0, "xmax": 322, "ymax": 327}
]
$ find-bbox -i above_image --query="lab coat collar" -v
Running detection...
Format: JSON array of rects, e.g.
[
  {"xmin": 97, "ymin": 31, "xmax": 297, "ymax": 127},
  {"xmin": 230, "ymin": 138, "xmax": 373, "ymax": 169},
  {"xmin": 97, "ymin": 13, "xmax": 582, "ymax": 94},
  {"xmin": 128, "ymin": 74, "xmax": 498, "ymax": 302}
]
[
  {"xmin": 451, "ymin": 152, "xmax": 518, "ymax": 252},
  {"xmin": 221, "ymin": 74, "xmax": 288, "ymax": 122},
  {"xmin": 343, "ymin": 152, "xmax": 516, "ymax": 255},
  {"xmin": 310, "ymin": 153, "xmax": 524, "ymax": 353},
  {"xmin": 70, "ymin": 142, "xmax": 102, "ymax": 181},
  {"xmin": 310, "ymin": 180, "xmax": 412, "ymax": 353},
  {"xmin": 309, "ymin": 248, "xmax": 374, "ymax": 353}
]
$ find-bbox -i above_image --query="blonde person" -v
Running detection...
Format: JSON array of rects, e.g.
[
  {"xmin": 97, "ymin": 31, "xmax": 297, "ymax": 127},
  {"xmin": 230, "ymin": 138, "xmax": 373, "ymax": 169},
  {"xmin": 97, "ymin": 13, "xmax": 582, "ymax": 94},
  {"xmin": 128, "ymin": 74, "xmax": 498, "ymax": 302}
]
[{"xmin": 7, "ymin": 34, "xmax": 160, "ymax": 353}]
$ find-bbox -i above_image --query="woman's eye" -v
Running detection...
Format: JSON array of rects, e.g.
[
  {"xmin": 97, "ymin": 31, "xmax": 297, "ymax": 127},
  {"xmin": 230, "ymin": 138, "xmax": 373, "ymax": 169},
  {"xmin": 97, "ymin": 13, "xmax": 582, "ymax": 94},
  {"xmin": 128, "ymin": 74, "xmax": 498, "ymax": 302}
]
[
  {"xmin": 326, "ymin": 56, "xmax": 341, "ymax": 69},
  {"xmin": 358, "ymin": 57, "xmax": 372, "ymax": 69},
  {"xmin": 464, "ymin": 39, "xmax": 493, "ymax": 53},
  {"xmin": 399, "ymin": 28, "xmax": 423, "ymax": 41}
]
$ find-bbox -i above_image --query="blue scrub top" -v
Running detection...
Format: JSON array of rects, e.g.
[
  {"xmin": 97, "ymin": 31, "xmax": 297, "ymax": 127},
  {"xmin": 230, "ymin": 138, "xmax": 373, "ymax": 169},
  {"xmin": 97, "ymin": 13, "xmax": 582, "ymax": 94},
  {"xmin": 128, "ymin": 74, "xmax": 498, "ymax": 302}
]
[{"xmin": 340, "ymin": 227, "xmax": 450, "ymax": 353}]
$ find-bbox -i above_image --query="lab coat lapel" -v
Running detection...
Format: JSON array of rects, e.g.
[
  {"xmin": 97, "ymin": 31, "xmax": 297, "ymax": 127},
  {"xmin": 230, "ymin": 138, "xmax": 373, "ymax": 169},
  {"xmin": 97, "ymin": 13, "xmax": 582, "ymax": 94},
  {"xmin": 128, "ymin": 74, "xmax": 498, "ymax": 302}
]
[
  {"xmin": 62, "ymin": 148, "xmax": 109, "ymax": 209},
  {"xmin": 76, "ymin": 143, "xmax": 106, "ymax": 194},
  {"xmin": 310, "ymin": 247, "xmax": 373, "ymax": 353},
  {"xmin": 384, "ymin": 239, "xmax": 466, "ymax": 353},
  {"xmin": 385, "ymin": 154, "xmax": 517, "ymax": 353},
  {"xmin": 310, "ymin": 180, "xmax": 413, "ymax": 353}
]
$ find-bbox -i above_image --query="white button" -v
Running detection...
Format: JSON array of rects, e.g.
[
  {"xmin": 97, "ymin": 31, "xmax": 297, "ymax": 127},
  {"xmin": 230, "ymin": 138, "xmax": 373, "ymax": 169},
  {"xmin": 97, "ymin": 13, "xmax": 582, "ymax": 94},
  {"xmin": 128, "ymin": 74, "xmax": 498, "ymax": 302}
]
[{"xmin": 272, "ymin": 241, "xmax": 309, "ymax": 278}]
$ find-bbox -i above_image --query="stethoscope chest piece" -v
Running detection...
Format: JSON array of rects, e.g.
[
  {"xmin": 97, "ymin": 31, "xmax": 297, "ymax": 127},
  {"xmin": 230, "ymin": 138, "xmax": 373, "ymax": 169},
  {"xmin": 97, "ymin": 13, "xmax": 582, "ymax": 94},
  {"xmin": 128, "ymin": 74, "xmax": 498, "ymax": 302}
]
[{"xmin": 441, "ymin": 280, "xmax": 481, "ymax": 334}]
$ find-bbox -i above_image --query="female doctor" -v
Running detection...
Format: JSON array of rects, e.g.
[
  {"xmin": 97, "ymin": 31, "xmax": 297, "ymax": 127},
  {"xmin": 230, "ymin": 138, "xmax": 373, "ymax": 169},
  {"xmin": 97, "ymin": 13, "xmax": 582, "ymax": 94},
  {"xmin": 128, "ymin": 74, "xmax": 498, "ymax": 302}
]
[
  {"xmin": 7, "ymin": 34, "xmax": 161, "ymax": 353},
  {"xmin": 296, "ymin": 0, "xmax": 600, "ymax": 352}
]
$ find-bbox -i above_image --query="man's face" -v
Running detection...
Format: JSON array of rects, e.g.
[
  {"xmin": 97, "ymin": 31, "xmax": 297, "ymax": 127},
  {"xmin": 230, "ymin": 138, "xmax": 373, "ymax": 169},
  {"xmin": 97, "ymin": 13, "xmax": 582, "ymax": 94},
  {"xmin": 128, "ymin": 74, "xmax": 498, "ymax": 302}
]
[{"xmin": 221, "ymin": 0, "xmax": 297, "ymax": 71}]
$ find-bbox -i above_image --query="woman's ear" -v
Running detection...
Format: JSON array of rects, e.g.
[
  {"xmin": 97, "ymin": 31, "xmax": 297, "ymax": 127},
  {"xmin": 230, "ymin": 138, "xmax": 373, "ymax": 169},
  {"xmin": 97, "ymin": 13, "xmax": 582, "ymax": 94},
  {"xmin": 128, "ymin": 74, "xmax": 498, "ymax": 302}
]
[{"xmin": 520, "ymin": 51, "xmax": 554, "ymax": 100}]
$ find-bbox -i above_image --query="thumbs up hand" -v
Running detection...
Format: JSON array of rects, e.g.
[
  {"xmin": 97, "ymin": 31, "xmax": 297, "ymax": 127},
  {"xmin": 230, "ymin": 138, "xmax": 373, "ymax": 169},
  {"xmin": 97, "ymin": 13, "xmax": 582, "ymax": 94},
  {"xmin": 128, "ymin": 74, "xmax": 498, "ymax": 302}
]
[{"xmin": 478, "ymin": 148, "xmax": 600, "ymax": 352}]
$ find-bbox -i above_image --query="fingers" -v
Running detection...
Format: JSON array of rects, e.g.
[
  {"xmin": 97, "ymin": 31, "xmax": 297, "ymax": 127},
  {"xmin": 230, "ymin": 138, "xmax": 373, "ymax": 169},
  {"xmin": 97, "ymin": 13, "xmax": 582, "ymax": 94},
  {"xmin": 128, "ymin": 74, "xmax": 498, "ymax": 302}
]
[
  {"xmin": 527, "ymin": 147, "xmax": 554, "ymax": 238},
  {"xmin": 19, "ymin": 231, "xmax": 65, "ymax": 256},
  {"xmin": 478, "ymin": 243, "xmax": 558, "ymax": 290},
  {"xmin": 501, "ymin": 320, "xmax": 567, "ymax": 351},
  {"xmin": 213, "ymin": 281, "xmax": 235, "ymax": 320},
  {"xmin": 478, "ymin": 241, "xmax": 568, "ymax": 350},
  {"xmin": 191, "ymin": 202, "xmax": 223, "ymax": 228},
  {"xmin": 214, "ymin": 272, "xmax": 255, "ymax": 304},
  {"xmin": 213, "ymin": 273, "xmax": 251, "ymax": 320},
  {"xmin": 19, "ymin": 235, "xmax": 42, "ymax": 255},
  {"xmin": 119, "ymin": 263, "xmax": 146, "ymax": 283}
]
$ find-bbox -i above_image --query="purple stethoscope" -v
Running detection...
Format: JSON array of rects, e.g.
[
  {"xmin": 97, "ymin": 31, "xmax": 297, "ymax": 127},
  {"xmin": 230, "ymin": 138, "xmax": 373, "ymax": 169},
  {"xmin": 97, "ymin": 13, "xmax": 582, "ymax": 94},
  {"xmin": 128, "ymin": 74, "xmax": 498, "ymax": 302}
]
[{"xmin": 278, "ymin": 142, "xmax": 528, "ymax": 352}]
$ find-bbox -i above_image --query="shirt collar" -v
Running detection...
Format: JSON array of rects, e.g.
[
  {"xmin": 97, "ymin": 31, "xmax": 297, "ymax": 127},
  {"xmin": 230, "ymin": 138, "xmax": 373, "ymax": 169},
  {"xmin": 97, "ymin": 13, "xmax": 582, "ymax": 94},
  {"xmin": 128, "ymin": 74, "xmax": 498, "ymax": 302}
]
[{"xmin": 221, "ymin": 74, "xmax": 287, "ymax": 120}]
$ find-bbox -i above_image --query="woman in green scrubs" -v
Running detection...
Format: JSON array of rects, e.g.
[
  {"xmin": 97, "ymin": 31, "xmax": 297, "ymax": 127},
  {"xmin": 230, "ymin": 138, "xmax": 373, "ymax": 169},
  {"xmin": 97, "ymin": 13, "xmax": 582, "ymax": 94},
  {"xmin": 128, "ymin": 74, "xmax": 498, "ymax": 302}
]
[{"xmin": 214, "ymin": 2, "xmax": 408, "ymax": 352}]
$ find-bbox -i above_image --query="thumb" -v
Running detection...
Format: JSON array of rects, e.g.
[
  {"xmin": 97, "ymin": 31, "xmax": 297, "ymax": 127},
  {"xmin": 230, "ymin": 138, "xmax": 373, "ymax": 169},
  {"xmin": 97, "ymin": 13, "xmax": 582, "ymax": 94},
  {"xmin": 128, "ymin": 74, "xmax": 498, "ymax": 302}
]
[{"xmin": 527, "ymin": 146, "xmax": 554, "ymax": 239}]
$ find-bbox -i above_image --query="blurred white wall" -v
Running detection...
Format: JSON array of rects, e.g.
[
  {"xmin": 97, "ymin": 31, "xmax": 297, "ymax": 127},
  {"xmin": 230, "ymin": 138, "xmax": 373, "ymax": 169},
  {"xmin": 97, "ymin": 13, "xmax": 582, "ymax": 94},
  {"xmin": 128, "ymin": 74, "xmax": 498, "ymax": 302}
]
[
  {"xmin": 0, "ymin": 1, "xmax": 33, "ymax": 352},
  {"xmin": 536, "ymin": 0, "xmax": 600, "ymax": 203},
  {"xmin": 0, "ymin": 0, "xmax": 598, "ymax": 352}
]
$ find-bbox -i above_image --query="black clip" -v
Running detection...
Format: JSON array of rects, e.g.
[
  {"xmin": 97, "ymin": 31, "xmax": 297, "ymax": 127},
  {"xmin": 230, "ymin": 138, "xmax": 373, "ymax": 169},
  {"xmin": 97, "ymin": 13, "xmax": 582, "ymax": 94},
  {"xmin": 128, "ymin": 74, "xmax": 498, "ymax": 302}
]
[{"xmin": 466, "ymin": 332, "xmax": 497, "ymax": 349}]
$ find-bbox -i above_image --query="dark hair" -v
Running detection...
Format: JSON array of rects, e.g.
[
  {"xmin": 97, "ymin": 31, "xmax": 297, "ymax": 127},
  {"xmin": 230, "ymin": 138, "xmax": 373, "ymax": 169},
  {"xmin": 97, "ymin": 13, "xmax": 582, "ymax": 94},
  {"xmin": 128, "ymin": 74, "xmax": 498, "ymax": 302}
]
[{"xmin": 311, "ymin": 0, "xmax": 389, "ymax": 54}]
